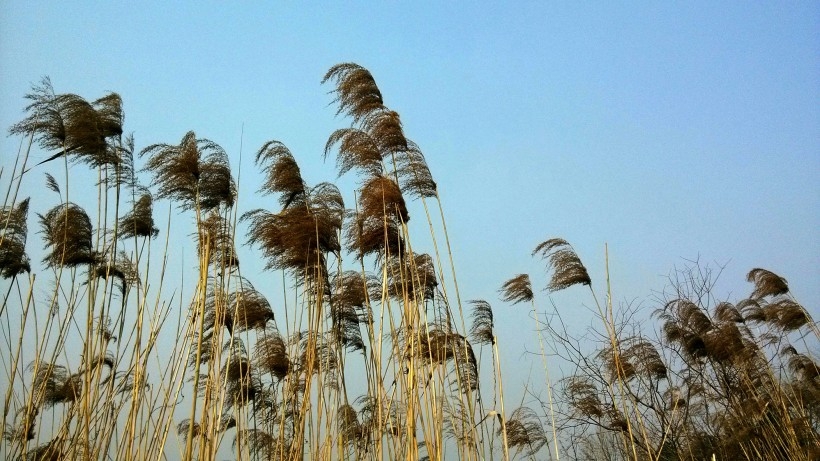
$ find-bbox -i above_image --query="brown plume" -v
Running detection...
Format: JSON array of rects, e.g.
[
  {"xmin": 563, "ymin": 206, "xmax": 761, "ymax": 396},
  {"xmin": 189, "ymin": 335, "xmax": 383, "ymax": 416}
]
[
  {"xmin": 10, "ymin": 79, "xmax": 124, "ymax": 170},
  {"xmin": 141, "ymin": 131, "xmax": 235, "ymax": 211},
  {"xmin": 469, "ymin": 300, "xmax": 495, "ymax": 345},
  {"xmin": 118, "ymin": 192, "xmax": 159, "ymax": 239},
  {"xmin": 255, "ymin": 140, "xmax": 307, "ymax": 208},
  {"xmin": 199, "ymin": 211, "xmax": 239, "ymax": 269},
  {"xmin": 385, "ymin": 252, "xmax": 437, "ymax": 302},
  {"xmin": 254, "ymin": 329, "xmax": 291, "ymax": 381},
  {"xmin": 499, "ymin": 274, "xmax": 534, "ymax": 304},
  {"xmin": 0, "ymin": 198, "xmax": 31, "ymax": 277},
  {"xmin": 325, "ymin": 128, "xmax": 384, "ymax": 177},
  {"xmin": 564, "ymin": 375, "xmax": 604, "ymax": 418},
  {"xmin": 30, "ymin": 363, "xmax": 82, "ymax": 408},
  {"xmin": 323, "ymin": 63, "xmax": 385, "ymax": 123},
  {"xmin": 502, "ymin": 407, "xmax": 548, "ymax": 457},
  {"xmin": 533, "ymin": 238, "xmax": 591, "ymax": 291},
  {"xmin": 395, "ymin": 140, "xmax": 437, "ymax": 199},
  {"xmin": 39, "ymin": 202, "xmax": 97, "ymax": 267},
  {"xmin": 747, "ymin": 268, "xmax": 789, "ymax": 299}
]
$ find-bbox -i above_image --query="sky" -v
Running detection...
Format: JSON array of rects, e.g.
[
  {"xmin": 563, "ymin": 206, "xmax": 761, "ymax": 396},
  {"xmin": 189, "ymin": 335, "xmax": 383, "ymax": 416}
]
[{"xmin": 1, "ymin": 0, "xmax": 819, "ymax": 437}]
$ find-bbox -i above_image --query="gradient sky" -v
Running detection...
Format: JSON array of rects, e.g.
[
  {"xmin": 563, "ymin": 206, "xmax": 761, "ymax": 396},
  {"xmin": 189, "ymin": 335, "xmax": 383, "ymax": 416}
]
[{"xmin": 2, "ymin": 1, "xmax": 819, "ymax": 412}]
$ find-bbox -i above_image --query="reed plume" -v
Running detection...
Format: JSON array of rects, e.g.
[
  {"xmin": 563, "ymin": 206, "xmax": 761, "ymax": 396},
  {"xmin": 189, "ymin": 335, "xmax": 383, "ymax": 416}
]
[
  {"xmin": 747, "ymin": 267, "xmax": 789, "ymax": 299},
  {"xmin": 235, "ymin": 429, "xmax": 291, "ymax": 460},
  {"xmin": 468, "ymin": 299, "xmax": 494, "ymax": 345},
  {"xmin": 599, "ymin": 337, "xmax": 667, "ymax": 382},
  {"xmin": 361, "ymin": 108, "xmax": 408, "ymax": 155},
  {"xmin": 385, "ymin": 252, "xmax": 436, "ymax": 301},
  {"xmin": 338, "ymin": 403, "xmax": 364, "ymax": 447},
  {"xmin": 254, "ymin": 328, "xmax": 291, "ymax": 381},
  {"xmin": 322, "ymin": 63, "xmax": 385, "ymax": 123},
  {"xmin": 395, "ymin": 140, "xmax": 437, "ymax": 199},
  {"xmin": 117, "ymin": 191, "xmax": 159, "ymax": 239},
  {"xmin": 0, "ymin": 198, "xmax": 31, "ymax": 277},
  {"xmin": 30, "ymin": 363, "xmax": 82, "ymax": 408},
  {"xmin": 222, "ymin": 339, "xmax": 263, "ymax": 409},
  {"xmin": 564, "ymin": 375, "xmax": 605, "ymax": 418},
  {"xmin": 199, "ymin": 211, "xmax": 239, "ymax": 269},
  {"xmin": 91, "ymin": 250, "xmax": 139, "ymax": 294},
  {"xmin": 10, "ymin": 79, "xmax": 123, "ymax": 170},
  {"xmin": 345, "ymin": 175, "xmax": 408, "ymax": 261},
  {"xmin": 325, "ymin": 128, "xmax": 384, "ymax": 177},
  {"xmin": 200, "ymin": 278, "xmax": 274, "ymax": 336},
  {"xmin": 499, "ymin": 273, "xmax": 534, "ymax": 304},
  {"xmin": 503, "ymin": 406, "xmax": 548, "ymax": 457},
  {"xmin": 39, "ymin": 202, "xmax": 97, "ymax": 267},
  {"xmin": 141, "ymin": 131, "xmax": 235, "ymax": 210},
  {"xmin": 22, "ymin": 437, "xmax": 64, "ymax": 461},
  {"xmin": 533, "ymin": 238, "xmax": 591, "ymax": 291}
]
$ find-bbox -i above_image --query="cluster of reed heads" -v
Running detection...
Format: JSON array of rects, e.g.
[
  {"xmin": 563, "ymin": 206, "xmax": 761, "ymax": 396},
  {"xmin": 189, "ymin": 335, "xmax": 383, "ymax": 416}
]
[{"xmin": 0, "ymin": 64, "xmax": 817, "ymax": 460}]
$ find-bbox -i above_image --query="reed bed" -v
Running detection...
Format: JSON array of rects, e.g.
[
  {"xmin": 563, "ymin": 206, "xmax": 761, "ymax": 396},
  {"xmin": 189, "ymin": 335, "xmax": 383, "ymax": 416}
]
[{"xmin": 1, "ymin": 64, "xmax": 816, "ymax": 461}]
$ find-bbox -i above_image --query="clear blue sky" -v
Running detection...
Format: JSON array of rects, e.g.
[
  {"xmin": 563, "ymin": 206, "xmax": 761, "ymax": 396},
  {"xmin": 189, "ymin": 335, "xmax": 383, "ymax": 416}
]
[{"xmin": 2, "ymin": 1, "xmax": 818, "ymax": 389}]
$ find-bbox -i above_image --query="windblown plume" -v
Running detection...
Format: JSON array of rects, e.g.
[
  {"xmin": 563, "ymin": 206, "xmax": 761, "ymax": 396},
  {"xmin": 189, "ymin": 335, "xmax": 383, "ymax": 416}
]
[
  {"xmin": 533, "ymin": 238, "xmax": 591, "ymax": 291},
  {"xmin": 469, "ymin": 300, "xmax": 495, "ymax": 345},
  {"xmin": 331, "ymin": 270, "xmax": 379, "ymax": 314},
  {"xmin": 141, "ymin": 131, "xmax": 235, "ymax": 211},
  {"xmin": 356, "ymin": 394, "xmax": 406, "ymax": 439},
  {"xmin": 199, "ymin": 211, "xmax": 239, "ymax": 269},
  {"xmin": 244, "ymin": 184, "xmax": 342, "ymax": 286},
  {"xmin": 30, "ymin": 363, "xmax": 82, "ymax": 408},
  {"xmin": 22, "ymin": 437, "xmax": 64, "ymax": 461},
  {"xmin": 410, "ymin": 327, "xmax": 479, "ymax": 393},
  {"xmin": 45, "ymin": 173, "xmax": 60, "ymax": 193},
  {"xmin": 345, "ymin": 210, "xmax": 405, "ymax": 261},
  {"xmin": 295, "ymin": 331, "xmax": 339, "ymax": 379},
  {"xmin": 0, "ymin": 198, "xmax": 31, "ymax": 278},
  {"xmin": 744, "ymin": 298, "xmax": 813, "ymax": 332},
  {"xmin": 199, "ymin": 150, "xmax": 236, "ymax": 209},
  {"xmin": 361, "ymin": 108, "xmax": 408, "ymax": 155},
  {"xmin": 395, "ymin": 140, "xmax": 437, "ymax": 199},
  {"xmin": 747, "ymin": 268, "xmax": 789, "ymax": 299},
  {"xmin": 338, "ymin": 404, "xmax": 363, "ymax": 446},
  {"xmin": 10, "ymin": 79, "xmax": 123, "ymax": 171},
  {"xmin": 658, "ymin": 299, "xmax": 712, "ymax": 360},
  {"xmin": 330, "ymin": 300, "xmax": 365, "ymax": 352},
  {"xmin": 91, "ymin": 250, "xmax": 139, "ymax": 294},
  {"xmin": 39, "ymin": 202, "xmax": 97, "ymax": 267},
  {"xmin": 256, "ymin": 140, "xmax": 307, "ymax": 207},
  {"xmin": 325, "ymin": 128, "xmax": 383, "ymax": 177},
  {"xmin": 503, "ymin": 407, "xmax": 548, "ymax": 457},
  {"xmin": 358, "ymin": 175, "xmax": 408, "ymax": 223},
  {"xmin": 385, "ymin": 252, "xmax": 437, "ymax": 301},
  {"xmin": 600, "ymin": 337, "xmax": 667, "ymax": 382},
  {"xmin": 714, "ymin": 302, "xmax": 744, "ymax": 323},
  {"xmin": 499, "ymin": 274, "xmax": 534, "ymax": 304},
  {"xmin": 222, "ymin": 340, "xmax": 262, "ymax": 408},
  {"xmin": 323, "ymin": 63, "xmax": 385, "ymax": 123},
  {"xmin": 564, "ymin": 375, "xmax": 604, "ymax": 418},
  {"xmin": 254, "ymin": 329, "xmax": 291, "ymax": 381},
  {"xmin": 9, "ymin": 78, "xmax": 68, "ymax": 153},
  {"xmin": 118, "ymin": 191, "xmax": 159, "ymax": 239},
  {"xmin": 3, "ymin": 406, "xmax": 37, "ymax": 443},
  {"xmin": 345, "ymin": 175, "xmax": 408, "ymax": 260},
  {"xmin": 91, "ymin": 93, "xmax": 124, "ymax": 139},
  {"xmin": 202, "ymin": 278, "xmax": 274, "ymax": 335},
  {"xmin": 443, "ymin": 399, "xmax": 476, "ymax": 445},
  {"xmin": 782, "ymin": 347, "xmax": 820, "ymax": 383}
]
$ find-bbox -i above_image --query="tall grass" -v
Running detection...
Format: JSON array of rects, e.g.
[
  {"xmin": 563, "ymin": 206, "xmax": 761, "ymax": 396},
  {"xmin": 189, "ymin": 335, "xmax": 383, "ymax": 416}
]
[{"xmin": 1, "ymin": 64, "xmax": 816, "ymax": 461}]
